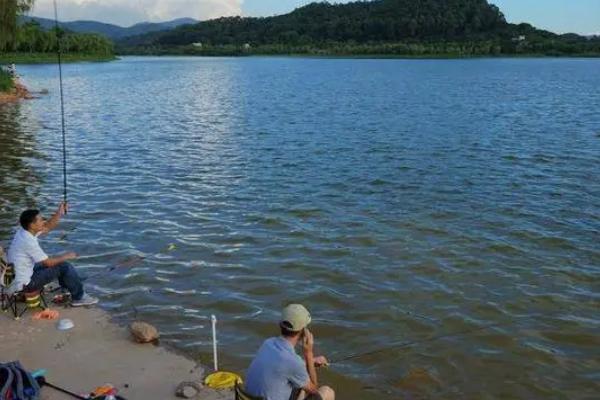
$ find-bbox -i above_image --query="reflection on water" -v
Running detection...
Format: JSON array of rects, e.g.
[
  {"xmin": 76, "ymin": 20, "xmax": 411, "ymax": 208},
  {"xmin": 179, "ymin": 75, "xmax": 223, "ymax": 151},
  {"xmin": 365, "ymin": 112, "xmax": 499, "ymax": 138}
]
[
  {"xmin": 0, "ymin": 103, "xmax": 45, "ymax": 238},
  {"xmin": 1, "ymin": 57, "xmax": 599, "ymax": 400}
]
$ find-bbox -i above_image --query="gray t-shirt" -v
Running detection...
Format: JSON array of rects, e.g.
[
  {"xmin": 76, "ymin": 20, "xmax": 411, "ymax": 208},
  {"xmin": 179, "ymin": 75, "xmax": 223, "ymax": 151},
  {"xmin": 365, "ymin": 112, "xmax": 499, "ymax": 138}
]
[{"xmin": 245, "ymin": 337, "xmax": 309, "ymax": 400}]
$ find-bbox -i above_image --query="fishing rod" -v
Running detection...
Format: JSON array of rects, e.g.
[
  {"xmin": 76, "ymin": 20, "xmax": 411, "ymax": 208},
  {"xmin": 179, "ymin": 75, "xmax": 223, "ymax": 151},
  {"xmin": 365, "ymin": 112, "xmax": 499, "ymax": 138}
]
[
  {"xmin": 38, "ymin": 376, "xmax": 88, "ymax": 400},
  {"xmin": 37, "ymin": 376, "xmax": 127, "ymax": 400},
  {"xmin": 48, "ymin": 255, "xmax": 146, "ymax": 294},
  {"xmin": 331, "ymin": 322, "xmax": 508, "ymax": 364},
  {"xmin": 83, "ymin": 255, "xmax": 146, "ymax": 281},
  {"xmin": 74, "ymin": 243, "xmax": 175, "ymax": 281},
  {"xmin": 53, "ymin": 0, "xmax": 68, "ymax": 212}
]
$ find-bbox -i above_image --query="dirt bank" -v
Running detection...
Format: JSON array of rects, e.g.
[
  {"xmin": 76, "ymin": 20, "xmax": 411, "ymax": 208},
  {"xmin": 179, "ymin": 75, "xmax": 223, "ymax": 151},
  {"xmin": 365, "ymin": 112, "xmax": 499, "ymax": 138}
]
[{"xmin": 0, "ymin": 80, "xmax": 34, "ymax": 104}]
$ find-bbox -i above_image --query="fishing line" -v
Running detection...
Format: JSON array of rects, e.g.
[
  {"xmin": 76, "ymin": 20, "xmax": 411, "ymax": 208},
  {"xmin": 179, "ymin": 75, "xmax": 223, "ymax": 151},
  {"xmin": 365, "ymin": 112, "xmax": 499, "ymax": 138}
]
[
  {"xmin": 53, "ymin": 0, "xmax": 68, "ymax": 211},
  {"xmin": 76, "ymin": 242, "xmax": 177, "ymax": 281},
  {"xmin": 331, "ymin": 322, "xmax": 508, "ymax": 364},
  {"xmin": 48, "ymin": 255, "xmax": 146, "ymax": 294},
  {"xmin": 84, "ymin": 255, "xmax": 146, "ymax": 280}
]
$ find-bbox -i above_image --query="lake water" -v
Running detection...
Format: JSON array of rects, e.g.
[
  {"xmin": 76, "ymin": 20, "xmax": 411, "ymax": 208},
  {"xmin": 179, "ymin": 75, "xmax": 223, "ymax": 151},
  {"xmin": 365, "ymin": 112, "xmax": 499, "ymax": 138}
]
[{"xmin": 1, "ymin": 57, "xmax": 599, "ymax": 399}]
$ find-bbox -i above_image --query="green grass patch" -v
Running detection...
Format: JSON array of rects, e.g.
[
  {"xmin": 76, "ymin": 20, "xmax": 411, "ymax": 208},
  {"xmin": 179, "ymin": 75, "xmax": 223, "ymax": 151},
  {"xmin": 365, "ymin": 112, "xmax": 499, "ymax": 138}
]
[
  {"xmin": 0, "ymin": 53, "xmax": 117, "ymax": 64},
  {"xmin": 119, "ymin": 42, "xmax": 600, "ymax": 58},
  {"xmin": 0, "ymin": 69, "xmax": 14, "ymax": 92}
]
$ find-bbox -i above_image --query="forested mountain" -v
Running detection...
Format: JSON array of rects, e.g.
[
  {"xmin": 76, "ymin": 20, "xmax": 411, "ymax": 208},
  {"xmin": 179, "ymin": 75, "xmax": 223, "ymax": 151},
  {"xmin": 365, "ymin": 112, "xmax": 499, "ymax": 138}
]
[
  {"xmin": 122, "ymin": 0, "xmax": 506, "ymax": 46},
  {"xmin": 118, "ymin": 0, "xmax": 600, "ymax": 57},
  {"xmin": 20, "ymin": 16, "xmax": 198, "ymax": 39}
]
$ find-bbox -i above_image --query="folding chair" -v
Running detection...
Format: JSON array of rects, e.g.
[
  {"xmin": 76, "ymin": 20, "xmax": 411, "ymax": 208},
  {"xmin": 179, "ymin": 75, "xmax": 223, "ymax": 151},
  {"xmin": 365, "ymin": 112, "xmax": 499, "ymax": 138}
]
[
  {"xmin": 0, "ymin": 246, "xmax": 13, "ymax": 311},
  {"xmin": 1, "ymin": 247, "xmax": 48, "ymax": 319},
  {"xmin": 235, "ymin": 383, "xmax": 264, "ymax": 400}
]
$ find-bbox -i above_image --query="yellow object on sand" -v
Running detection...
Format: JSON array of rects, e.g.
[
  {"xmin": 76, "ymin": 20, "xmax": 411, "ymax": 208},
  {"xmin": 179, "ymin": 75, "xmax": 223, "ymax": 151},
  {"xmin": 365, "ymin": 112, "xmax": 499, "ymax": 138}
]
[{"xmin": 204, "ymin": 371, "xmax": 243, "ymax": 389}]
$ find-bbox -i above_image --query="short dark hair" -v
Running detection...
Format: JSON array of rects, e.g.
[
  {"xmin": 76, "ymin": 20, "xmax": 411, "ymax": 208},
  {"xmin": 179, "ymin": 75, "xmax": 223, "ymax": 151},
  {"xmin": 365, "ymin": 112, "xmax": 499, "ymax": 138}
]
[
  {"xmin": 280, "ymin": 322, "xmax": 301, "ymax": 338},
  {"xmin": 20, "ymin": 209, "xmax": 40, "ymax": 230}
]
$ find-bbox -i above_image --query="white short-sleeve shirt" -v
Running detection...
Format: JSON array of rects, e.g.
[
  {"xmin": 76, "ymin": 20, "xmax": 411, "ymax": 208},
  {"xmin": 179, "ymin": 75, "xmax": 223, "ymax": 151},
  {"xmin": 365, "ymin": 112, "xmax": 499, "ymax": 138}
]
[{"xmin": 6, "ymin": 228, "xmax": 48, "ymax": 294}]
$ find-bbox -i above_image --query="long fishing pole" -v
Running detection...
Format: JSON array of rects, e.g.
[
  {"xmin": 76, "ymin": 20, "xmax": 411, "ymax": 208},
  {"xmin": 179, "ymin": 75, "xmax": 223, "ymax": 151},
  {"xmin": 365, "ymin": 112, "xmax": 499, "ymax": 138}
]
[
  {"xmin": 48, "ymin": 255, "xmax": 146, "ymax": 294},
  {"xmin": 37, "ymin": 377, "xmax": 88, "ymax": 400},
  {"xmin": 53, "ymin": 0, "xmax": 68, "ymax": 213},
  {"xmin": 51, "ymin": 242, "xmax": 174, "ymax": 288},
  {"xmin": 37, "ymin": 376, "xmax": 127, "ymax": 400},
  {"xmin": 76, "ymin": 243, "xmax": 174, "ymax": 281},
  {"xmin": 331, "ymin": 322, "xmax": 507, "ymax": 364},
  {"xmin": 84, "ymin": 255, "xmax": 146, "ymax": 280}
]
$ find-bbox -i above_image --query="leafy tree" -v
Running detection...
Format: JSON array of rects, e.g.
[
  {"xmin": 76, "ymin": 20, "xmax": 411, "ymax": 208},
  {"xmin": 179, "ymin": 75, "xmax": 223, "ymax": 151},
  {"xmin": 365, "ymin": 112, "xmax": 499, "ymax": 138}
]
[{"xmin": 1, "ymin": 0, "xmax": 35, "ymax": 51}]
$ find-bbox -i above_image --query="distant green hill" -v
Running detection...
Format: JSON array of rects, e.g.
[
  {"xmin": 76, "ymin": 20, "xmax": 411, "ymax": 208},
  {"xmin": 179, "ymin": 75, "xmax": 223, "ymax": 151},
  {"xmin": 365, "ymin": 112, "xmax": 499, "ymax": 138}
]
[
  {"xmin": 117, "ymin": 0, "xmax": 600, "ymax": 57},
  {"xmin": 20, "ymin": 16, "xmax": 198, "ymax": 40}
]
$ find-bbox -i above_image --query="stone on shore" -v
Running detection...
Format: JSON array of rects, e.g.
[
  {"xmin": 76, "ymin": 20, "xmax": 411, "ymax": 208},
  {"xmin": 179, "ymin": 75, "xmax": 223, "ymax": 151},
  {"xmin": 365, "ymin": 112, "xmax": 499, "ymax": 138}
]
[{"xmin": 130, "ymin": 321, "xmax": 159, "ymax": 343}]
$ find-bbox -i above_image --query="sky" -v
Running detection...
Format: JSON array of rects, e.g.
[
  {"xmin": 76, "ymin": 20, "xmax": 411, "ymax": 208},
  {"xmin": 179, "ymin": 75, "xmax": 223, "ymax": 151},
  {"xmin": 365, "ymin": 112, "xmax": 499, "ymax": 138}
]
[{"xmin": 30, "ymin": 0, "xmax": 600, "ymax": 35}]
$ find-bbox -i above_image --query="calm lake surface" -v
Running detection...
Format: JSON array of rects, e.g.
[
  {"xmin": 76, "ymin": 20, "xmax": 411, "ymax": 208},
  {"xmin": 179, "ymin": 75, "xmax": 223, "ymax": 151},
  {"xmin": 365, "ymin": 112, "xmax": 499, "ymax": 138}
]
[{"xmin": 1, "ymin": 57, "xmax": 599, "ymax": 399}]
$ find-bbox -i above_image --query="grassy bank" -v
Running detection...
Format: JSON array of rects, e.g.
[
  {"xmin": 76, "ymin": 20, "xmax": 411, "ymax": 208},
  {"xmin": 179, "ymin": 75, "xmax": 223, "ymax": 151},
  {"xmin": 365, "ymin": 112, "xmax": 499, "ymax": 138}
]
[
  {"xmin": 0, "ymin": 53, "xmax": 117, "ymax": 64},
  {"xmin": 0, "ymin": 69, "xmax": 14, "ymax": 92},
  {"xmin": 119, "ymin": 42, "xmax": 600, "ymax": 58}
]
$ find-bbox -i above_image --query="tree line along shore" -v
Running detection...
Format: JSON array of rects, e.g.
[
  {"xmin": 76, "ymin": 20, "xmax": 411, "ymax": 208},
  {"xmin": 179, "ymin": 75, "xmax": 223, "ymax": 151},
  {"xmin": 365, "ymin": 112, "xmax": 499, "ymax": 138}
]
[
  {"xmin": 2, "ymin": 0, "xmax": 600, "ymax": 96},
  {"xmin": 117, "ymin": 0, "xmax": 600, "ymax": 57},
  {"xmin": 0, "ymin": 19, "xmax": 114, "ymax": 94}
]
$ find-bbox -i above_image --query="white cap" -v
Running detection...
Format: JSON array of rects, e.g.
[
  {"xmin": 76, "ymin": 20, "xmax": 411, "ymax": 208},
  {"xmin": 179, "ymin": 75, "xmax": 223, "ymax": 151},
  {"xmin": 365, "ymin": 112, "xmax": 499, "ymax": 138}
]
[{"xmin": 280, "ymin": 304, "xmax": 311, "ymax": 331}]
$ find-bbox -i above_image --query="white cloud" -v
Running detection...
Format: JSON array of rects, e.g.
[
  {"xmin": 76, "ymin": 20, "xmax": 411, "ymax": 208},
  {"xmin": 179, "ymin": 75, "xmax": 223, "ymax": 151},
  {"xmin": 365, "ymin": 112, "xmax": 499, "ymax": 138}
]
[{"xmin": 30, "ymin": 0, "xmax": 243, "ymax": 27}]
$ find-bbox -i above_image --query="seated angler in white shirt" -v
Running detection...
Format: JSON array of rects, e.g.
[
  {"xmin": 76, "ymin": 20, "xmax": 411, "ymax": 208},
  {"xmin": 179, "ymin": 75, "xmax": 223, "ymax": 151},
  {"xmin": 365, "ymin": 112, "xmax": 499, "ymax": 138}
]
[{"xmin": 7, "ymin": 202, "xmax": 98, "ymax": 307}]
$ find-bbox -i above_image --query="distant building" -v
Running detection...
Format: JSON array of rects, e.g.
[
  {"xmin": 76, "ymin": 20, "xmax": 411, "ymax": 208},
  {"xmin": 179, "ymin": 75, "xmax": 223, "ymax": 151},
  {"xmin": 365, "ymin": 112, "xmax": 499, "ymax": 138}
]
[
  {"xmin": 243, "ymin": 43, "xmax": 251, "ymax": 50},
  {"xmin": 192, "ymin": 42, "xmax": 203, "ymax": 48},
  {"xmin": 512, "ymin": 35, "xmax": 526, "ymax": 42}
]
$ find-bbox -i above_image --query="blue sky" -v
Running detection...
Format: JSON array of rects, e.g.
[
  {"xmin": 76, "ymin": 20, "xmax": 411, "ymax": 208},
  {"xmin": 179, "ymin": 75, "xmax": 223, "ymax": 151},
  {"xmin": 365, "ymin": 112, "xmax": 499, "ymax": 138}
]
[
  {"xmin": 32, "ymin": 0, "xmax": 600, "ymax": 34},
  {"xmin": 243, "ymin": 0, "xmax": 600, "ymax": 35}
]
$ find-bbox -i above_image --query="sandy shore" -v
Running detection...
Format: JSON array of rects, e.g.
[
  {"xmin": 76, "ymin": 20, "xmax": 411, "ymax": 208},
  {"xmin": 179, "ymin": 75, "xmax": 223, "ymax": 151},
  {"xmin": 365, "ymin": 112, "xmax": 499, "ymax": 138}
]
[
  {"xmin": 0, "ymin": 306, "xmax": 231, "ymax": 400},
  {"xmin": 0, "ymin": 80, "xmax": 34, "ymax": 103}
]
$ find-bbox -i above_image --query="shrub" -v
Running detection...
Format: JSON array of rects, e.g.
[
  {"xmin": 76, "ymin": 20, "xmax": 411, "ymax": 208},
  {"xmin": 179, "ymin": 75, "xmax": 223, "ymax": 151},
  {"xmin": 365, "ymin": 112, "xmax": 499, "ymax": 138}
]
[{"xmin": 0, "ymin": 69, "xmax": 14, "ymax": 92}]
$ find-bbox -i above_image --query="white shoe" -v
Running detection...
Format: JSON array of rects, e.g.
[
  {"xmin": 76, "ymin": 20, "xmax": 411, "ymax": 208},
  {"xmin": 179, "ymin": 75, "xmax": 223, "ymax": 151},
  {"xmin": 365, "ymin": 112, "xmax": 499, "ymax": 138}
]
[{"xmin": 71, "ymin": 293, "xmax": 99, "ymax": 307}]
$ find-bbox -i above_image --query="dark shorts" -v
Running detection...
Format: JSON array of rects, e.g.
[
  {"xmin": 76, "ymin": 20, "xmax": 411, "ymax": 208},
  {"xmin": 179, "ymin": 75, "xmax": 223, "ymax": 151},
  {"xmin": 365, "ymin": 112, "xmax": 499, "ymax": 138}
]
[{"xmin": 290, "ymin": 388, "xmax": 323, "ymax": 400}]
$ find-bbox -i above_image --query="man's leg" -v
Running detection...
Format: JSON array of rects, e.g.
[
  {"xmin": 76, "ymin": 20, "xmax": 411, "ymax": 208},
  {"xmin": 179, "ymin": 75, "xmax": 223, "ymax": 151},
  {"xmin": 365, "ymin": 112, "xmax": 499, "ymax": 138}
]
[
  {"xmin": 28, "ymin": 262, "xmax": 83, "ymax": 300},
  {"xmin": 25, "ymin": 264, "xmax": 61, "ymax": 292},
  {"xmin": 317, "ymin": 386, "xmax": 335, "ymax": 400},
  {"xmin": 55, "ymin": 262, "xmax": 84, "ymax": 300}
]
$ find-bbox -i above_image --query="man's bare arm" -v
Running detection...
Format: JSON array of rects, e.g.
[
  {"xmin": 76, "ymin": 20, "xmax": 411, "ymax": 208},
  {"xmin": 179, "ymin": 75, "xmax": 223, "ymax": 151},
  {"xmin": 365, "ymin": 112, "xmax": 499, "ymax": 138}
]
[
  {"xmin": 302, "ymin": 329, "xmax": 320, "ymax": 394},
  {"xmin": 40, "ymin": 252, "xmax": 76, "ymax": 268},
  {"xmin": 43, "ymin": 202, "xmax": 67, "ymax": 233}
]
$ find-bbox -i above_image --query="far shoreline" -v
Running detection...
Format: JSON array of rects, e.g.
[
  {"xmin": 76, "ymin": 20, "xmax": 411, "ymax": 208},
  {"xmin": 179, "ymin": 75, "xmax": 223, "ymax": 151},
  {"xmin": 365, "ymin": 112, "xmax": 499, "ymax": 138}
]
[
  {"xmin": 0, "ymin": 53, "xmax": 117, "ymax": 65},
  {"xmin": 5, "ymin": 53, "xmax": 600, "ymax": 67},
  {"xmin": 113, "ymin": 53, "xmax": 600, "ymax": 60}
]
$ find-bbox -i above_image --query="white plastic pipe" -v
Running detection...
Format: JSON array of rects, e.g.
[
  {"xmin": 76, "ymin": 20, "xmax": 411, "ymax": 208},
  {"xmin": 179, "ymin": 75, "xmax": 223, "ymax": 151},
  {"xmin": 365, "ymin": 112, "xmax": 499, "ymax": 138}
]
[{"xmin": 211, "ymin": 314, "xmax": 218, "ymax": 371}]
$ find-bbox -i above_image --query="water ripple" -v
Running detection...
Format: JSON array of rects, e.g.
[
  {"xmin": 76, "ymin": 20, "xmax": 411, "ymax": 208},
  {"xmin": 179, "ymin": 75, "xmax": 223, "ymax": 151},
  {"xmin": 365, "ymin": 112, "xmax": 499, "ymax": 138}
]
[{"xmin": 1, "ymin": 57, "xmax": 599, "ymax": 400}]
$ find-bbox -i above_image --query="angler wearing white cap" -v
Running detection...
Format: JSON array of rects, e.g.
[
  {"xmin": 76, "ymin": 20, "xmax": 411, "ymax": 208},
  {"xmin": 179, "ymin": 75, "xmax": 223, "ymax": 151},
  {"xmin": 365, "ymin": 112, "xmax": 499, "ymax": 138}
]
[{"xmin": 245, "ymin": 304, "xmax": 335, "ymax": 400}]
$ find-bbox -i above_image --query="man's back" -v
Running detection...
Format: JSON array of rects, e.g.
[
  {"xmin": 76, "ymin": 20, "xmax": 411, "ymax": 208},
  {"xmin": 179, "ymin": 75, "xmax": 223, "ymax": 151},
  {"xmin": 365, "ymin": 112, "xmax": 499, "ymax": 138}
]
[
  {"xmin": 7, "ymin": 228, "xmax": 47, "ymax": 293},
  {"xmin": 245, "ymin": 337, "xmax": 308, "ymax": 400}
]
